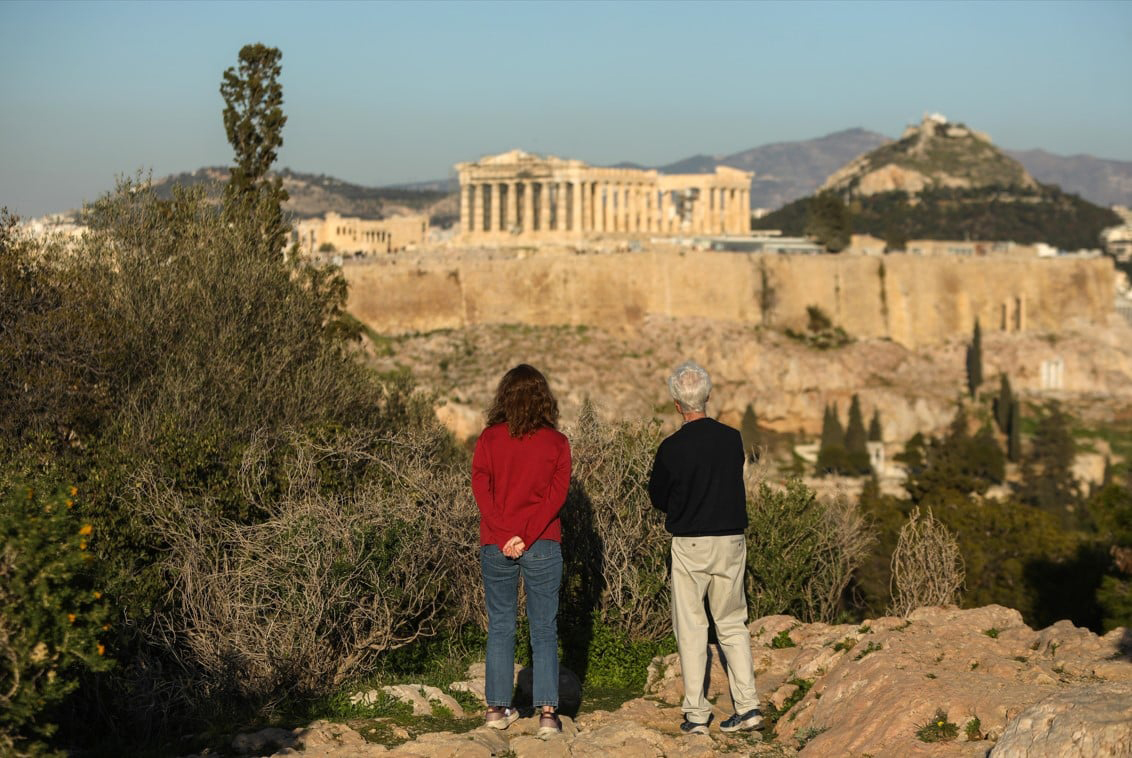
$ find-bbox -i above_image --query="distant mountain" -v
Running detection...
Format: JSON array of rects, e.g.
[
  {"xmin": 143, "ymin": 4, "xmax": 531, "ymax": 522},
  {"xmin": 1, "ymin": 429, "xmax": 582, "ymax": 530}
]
[
  {"xmin": 1005, "ymin": 149, "xmax": 1132, "ymax": 208},
  {"xmin": 152, "ymin": 167, "xmax": 455, "ymax": 224},
  {"xmin": 658, "ymin": 129, "xmax": 892, "ymax": 210}
]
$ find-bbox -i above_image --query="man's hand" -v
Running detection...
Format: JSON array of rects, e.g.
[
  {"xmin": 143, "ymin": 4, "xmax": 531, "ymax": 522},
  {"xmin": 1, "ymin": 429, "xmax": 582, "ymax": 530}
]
[{"xmin": 502, "ymin": 536, "xmax": 527, "ymax": 559}]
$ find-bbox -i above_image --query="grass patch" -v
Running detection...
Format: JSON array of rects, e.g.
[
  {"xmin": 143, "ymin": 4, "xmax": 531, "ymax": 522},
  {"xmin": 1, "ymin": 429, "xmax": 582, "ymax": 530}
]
[{"xmin": 916, "ymin": 708, "xmax": 959, "ymax": 743}]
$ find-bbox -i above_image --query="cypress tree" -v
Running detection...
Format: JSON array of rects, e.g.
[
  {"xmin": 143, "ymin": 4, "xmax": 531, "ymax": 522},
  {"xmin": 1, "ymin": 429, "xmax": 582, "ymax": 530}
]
[
  {"xmin": 965, "ymin": 319, "xmax": 983, "ymax": 398},
  {"xmin": 868, "ymin": 409, "xmax": 883, "ymax": 442},
  {"xmin": 845, "ymin": 394, "xmax": 871, "ymax": 475},
  {"xmin": 995, "ymin": 374, "xmax": 1013, "ymax": 433},
  {"xmin": 817, "ymin": 402, "xmax": 848, "ymax": 475}
]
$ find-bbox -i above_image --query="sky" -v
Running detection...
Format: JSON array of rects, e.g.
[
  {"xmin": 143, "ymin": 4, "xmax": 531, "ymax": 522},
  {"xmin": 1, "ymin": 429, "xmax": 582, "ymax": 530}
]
[{"xmin": 1, "ymin": 0, "xmax": 1130, "ymax": 218}]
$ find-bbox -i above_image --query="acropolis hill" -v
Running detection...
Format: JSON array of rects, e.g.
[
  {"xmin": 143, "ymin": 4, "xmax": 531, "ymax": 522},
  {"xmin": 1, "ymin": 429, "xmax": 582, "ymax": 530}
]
[
  {"xmin": 343, "ymin": 148, "xmax": 1117, "ymax": 350},
  {"xmin": 344, "ymin": 244, "xmax": 1115, "ymax": 350}
]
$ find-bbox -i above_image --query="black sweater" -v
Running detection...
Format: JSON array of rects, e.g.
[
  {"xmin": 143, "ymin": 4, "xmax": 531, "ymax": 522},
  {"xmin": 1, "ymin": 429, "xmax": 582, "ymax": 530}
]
[{"xmin": 648, "ymin": 417, "xmax": 747, "ymax": 537}]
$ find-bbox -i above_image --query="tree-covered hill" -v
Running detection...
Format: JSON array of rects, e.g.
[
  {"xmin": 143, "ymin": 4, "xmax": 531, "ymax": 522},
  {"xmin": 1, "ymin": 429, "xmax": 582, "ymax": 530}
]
[{"xmin": 753, "ymin": 183, "xmax": 1121, "ymax": 252}]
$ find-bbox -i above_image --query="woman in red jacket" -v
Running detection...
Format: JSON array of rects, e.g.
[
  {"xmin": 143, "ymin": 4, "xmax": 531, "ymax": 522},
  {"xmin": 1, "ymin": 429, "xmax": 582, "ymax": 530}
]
[{"xmin": 471, "ymin": 364, "xmax": 571, "ymax": 736}]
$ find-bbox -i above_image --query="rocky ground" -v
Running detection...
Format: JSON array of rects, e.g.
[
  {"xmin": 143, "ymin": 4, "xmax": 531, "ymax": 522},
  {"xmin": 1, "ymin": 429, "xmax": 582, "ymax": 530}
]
[{"xmin": 197, "ymin": 606, "xmax": 1131, "ymax": 758}]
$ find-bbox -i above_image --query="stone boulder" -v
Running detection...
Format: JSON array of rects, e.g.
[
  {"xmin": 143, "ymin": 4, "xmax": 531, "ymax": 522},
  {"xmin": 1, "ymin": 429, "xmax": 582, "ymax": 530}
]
[{"xmin": 989, "ymin": 683, "xmax": 1132, "ymax": 757}]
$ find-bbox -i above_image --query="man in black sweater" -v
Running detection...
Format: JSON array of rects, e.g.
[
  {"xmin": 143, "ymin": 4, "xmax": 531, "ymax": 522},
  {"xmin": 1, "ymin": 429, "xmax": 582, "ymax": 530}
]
[{"xmin": 648, "ymin": 360, "xmax": 762, "ymax": 735}]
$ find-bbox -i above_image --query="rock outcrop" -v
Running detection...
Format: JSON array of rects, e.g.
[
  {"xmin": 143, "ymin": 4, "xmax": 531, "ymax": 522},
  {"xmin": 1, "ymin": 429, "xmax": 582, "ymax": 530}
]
[{"xmin": 207, "ymin": 606, "xmax": 1130, "ymax": 758}]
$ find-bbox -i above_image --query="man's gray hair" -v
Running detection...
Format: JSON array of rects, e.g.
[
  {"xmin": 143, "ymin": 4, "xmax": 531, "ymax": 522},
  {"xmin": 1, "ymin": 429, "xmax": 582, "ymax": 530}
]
[{"xmin": 668, "ymin": 360, "xmax": 712, "ymax": 412}]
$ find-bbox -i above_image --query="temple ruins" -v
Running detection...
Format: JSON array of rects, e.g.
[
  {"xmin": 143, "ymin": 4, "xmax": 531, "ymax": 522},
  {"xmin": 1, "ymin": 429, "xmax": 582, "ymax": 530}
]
[{"xmin": 455, "ymin": 149, "xmax": 752, "ymax": 241}]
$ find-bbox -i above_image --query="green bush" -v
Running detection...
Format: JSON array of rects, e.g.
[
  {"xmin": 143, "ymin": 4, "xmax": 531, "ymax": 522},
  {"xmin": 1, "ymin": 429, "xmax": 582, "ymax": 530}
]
[
  {"xmin": 1, "ymin": 484, "xmax": 112, "ymax": 753},
  {"xmin": 746, "ymin": 479, "xmax": 873, "ymax": 622}
]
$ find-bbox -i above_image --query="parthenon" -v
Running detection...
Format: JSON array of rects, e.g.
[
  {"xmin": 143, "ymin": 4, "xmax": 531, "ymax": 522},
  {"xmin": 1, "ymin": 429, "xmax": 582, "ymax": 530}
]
[{"xmin": 455, "ymin": 149, "xmax": 752, "ymax": 241}]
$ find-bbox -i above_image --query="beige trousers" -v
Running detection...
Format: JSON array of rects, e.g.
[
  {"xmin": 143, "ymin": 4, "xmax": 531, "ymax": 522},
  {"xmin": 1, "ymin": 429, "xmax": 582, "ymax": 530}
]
[{"xmin": 670, "ymin": 534, "xmax": 759, "ymax": 722}]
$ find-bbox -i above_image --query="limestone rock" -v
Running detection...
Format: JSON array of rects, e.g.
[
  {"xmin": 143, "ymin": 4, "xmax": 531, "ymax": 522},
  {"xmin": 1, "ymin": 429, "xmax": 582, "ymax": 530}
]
[
  {"xmin": 270, "ymin": 720, "xmax": 388, "ymax": 757},
  {"xmin": 232, "ymin": 727, "xmax": 295, "ymax": 754},
  {"xmin": 990, "ymin": 683, "xmax": 1132, "ymax": 757},
  {"xmin": 369, "ymin": 684, "xmax": 466, "ymax": 718}
]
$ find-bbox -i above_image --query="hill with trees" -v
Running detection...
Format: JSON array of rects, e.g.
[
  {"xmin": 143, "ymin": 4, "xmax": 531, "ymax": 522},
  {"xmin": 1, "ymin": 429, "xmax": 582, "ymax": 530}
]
[{"xmin": 753, "ymin": 116, "xmax": 1121, "ymax": 251}]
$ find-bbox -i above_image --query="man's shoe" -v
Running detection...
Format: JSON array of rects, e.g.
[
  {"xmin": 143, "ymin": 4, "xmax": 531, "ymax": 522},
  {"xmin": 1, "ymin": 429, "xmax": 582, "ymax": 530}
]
[
  {"xmin": 720, "ymin": 707, "xmax": 764, "ymax": 732},
  {"xmin": 679, "ymin": 713, "xmax": 713, "ymax": 735},
  {"xmin": 485, "ymin": 706, "xmax": 519, "ymax": 730}
]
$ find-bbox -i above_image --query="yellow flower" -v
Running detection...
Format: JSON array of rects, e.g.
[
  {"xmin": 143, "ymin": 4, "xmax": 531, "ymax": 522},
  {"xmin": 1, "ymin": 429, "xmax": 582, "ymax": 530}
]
[
  {"xmin": 67, "ymin": 613, "xmax": 76, "ymax": 624},
  {"xmin": 79, "ymin": 524, "xmax": 93, "ymax": 536},
  {"xmin": 101, "ymin": 624, "xmax": 110, "ymax": 631},
  {"xmin": 937, "ymin": 721, "xmax": 944, "ymax": 727},
  {"xmin": 70, "ymin": 486, "xmax": 78, "ymax": 496},
  {"xmin": 65, "ymin": 499, "xmax": 74, "ymax": 508},
  {"xmin": 79, "ymin": 539, "xmax": 88, "ymax": 551},
  {"xmin": 97, "ymin": 644, "xmax": 105, "ymax": 656},
  {"xmin": 93, "ymin": 591, "xmax": 102, "ymax": 600}
]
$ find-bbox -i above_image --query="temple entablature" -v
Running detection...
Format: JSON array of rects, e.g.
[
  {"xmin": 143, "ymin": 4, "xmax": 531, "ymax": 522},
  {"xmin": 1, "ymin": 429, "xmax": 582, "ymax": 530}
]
[{"xmin": 455, "ymin": 150, "xmax": 752, "ymax": 242}]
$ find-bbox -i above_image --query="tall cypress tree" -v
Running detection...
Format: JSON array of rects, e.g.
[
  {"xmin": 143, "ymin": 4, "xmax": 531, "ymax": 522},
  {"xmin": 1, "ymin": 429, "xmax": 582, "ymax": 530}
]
[
  {"xmin": 965, "ymin": 319, "xmax": 983, "ymax": 398},
  {"xmin": 995, "ymin": 373, "xmax": 1013, "ymax": 433},
  {"xmin": 817, "ymin": 402, "xmax": 848, "ymax": 475},
  {"xmin": 845, "ymin": 394, "xmax": 871, "ymax": 475},
  {"xmin": 868, "ymin": 409, "xmax": 883, "ymax": 442}
]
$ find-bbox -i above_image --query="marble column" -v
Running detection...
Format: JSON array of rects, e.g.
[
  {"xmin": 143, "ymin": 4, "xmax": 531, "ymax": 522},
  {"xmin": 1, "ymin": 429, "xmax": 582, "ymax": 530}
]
[
  {"xmin": 487, "ymin": 182, "xmax": 499, "ymax": 232},
  {"xmin": 522, "ymin": 181, "xmax": 534, "ymax": 234},
  {"xmin": 470, "ymin": 183, "xmax": 482, "ymax": 234},
  {"xmin": 552, "ymin": 182, "xmax": 565, "ymax": 231},
  {"xmin": 459, "ymin": 182, "xmax": 470, "ymax": 234},
  {"xmin": 572, "ymin": 181, "xmax": 583, "ymax": 233},
  {"xmin": 580, "ymin": 180, "xmax": 591, "ymax": 232},
  {"xmin": 595, "ymin": 183, "xmax": 605, "ymax": 232},
  {"xmin": 504, "ymin": 181, "xmax": 517, "ymax": 232},
  {"xmin": 539, "ymin": 181, "xmax": 551, "ymax": 232}
]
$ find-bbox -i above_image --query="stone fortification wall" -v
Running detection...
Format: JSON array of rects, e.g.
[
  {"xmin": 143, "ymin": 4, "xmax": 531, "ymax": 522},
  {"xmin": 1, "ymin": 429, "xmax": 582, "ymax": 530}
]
[{"xmin": 344, "ymin": 248, "xmax": 1115, "ymax": 347}]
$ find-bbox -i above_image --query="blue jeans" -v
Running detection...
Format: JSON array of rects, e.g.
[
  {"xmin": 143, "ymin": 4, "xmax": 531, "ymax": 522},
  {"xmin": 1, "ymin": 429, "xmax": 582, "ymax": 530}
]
[{"xmin": 481, "ymin": 539, "xmax": 562, "ymax": 708}]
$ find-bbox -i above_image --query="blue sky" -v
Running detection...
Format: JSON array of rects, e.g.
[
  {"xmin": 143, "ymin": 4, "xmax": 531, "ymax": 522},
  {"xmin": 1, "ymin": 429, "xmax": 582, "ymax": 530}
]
[{"xmin": 1, "ymin": 0, "xmax": 1129, "ymax": 217}]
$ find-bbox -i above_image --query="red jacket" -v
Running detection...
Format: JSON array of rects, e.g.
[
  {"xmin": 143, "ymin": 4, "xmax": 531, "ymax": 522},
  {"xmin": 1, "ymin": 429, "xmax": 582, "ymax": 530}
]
[{"xmin": 472, "ymin": 422, "xmax": 571, "ymax": 549}]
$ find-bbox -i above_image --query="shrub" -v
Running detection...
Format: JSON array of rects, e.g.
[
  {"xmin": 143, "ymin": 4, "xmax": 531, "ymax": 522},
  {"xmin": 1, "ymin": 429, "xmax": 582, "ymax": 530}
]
[
  {"xmin": 1, "ymin": 484, "xmax": 112, "ymax": 753},
  {"xmin": 139, "ymin": 426, "xmax": 478, "ymax": 704},
  {"xmin": 561, "ymin": 402, "xmax": 669, "ymax": 643},
  {"xmin": 888, "ymin": 507, "xmax": 965, "ymax": 615},
  {"xmin": 746, "ymin": 479, "xmax": 873, "ymax": 622},
  {"xmin": 916, "ymin": 708, "xmax": 959, "ymax": 742}
]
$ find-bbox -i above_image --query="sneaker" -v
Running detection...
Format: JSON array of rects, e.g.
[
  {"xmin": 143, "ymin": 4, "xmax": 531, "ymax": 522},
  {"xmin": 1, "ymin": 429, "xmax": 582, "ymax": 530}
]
[
  {"xmin": 680, "ymin": 713, "xmax": 713, "ymax": 735},
  {"xmin": 537, "ymin": 710, "xmax": 562, "ymax": 737},
  {"xmin": 720, "ymin": 707, "xmax": 764, "ymax": 732},
  {"xmin": 485, "ymin": 706, "xmax": 519, "ymax": 730}
]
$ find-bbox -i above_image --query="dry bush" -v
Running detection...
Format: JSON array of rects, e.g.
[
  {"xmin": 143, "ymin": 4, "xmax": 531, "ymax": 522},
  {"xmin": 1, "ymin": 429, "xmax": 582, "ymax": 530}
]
[
  {"xmin": 137, "ymin": 425, "xmax": 479, "ymax": 702},
  {"xmin": 562, "ymin": 402, "xmax": 669, "ymax": 640},
  {"xmin": 888, "ymin": 507, "xmax": 965, "ymax": 616},
  {"xmin": 746, "ymin": 480, "xmax": 874, "ymax": 623}
]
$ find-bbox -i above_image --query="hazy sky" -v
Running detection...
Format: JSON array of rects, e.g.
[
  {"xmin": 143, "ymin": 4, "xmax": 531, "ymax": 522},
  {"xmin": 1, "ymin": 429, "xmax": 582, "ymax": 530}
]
[{"xmin": 2, "ymin": 0, "xmax": 1130, "ymax": 217}]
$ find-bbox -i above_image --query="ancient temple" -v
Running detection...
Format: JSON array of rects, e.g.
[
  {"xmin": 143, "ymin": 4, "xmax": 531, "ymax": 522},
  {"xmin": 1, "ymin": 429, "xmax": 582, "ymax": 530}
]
[{"xmin": 455, "ymin": 149, "xmax": 751, "ymax": 241}]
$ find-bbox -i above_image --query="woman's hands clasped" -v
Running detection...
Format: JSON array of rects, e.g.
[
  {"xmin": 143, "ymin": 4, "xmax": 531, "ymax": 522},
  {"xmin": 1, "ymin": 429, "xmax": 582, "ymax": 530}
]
[{"xmin": 502, "ymin": 535, "xmax": 527, "ymax": 559}]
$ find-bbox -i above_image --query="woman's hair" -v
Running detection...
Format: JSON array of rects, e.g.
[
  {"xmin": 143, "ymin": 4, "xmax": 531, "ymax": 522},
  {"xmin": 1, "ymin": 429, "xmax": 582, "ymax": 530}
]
[
  {"xmin": 486, "ymin": 364, "xmax": 560, "ymax": 437},
  {"xmin": 668, "ymin": 360, "xmax": 712, "ymax": 412}
]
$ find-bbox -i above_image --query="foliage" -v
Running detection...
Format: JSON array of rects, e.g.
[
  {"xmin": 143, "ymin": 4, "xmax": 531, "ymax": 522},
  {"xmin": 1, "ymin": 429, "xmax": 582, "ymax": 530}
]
[
  {"xmin": 964, "ymin": 717, "xmax": 982, "ymax": 741},
  {"xmin": 566, "ymin": 614, "xmax": 674, "ymax": 690},
  {"xmin": 804, "ymin": 191, "xmax": 851, "ymax": 252},
  {"xmin": 844, "ymin": 394, "xmax": 871, "ymax": 476},
  {"xmin": 746, "ymin": 480, "xmax": 873, "ymax": 622},
  {"xmin": 1018, "ymin": 401, "xmax": 1079, "ymax": 522},
  {"xmin": 994, "ymin": 374, "xmax": 1013, "ymax": 434},
  {"xmin": 1, "ymin": 484, "xmax": 112, "ymax": 753},
  {"xmin": 916, "ymin": 708, "xmax": 959, "ymax": 743},
  {"xmin": 965, "ymin": 320, "xmax": 982, "ymax": 398},
  {"xmin": 868, "ymin": 409, "xmax": 882, "ymax": 442},
  {"xmin": 1089, "ymin": 480, "xmax": 1132, "ymax": 630},
  {"xmin": 560, "ymin": 402, "xmax": 670, "ymax": 687},
  {"xmin": 903, "ymin": 408, "xmax": 1004, "ymax": 503},
  {"xmin": 888, "ymin": 507, "xmax": 965, "ymax": 615},
  {"xmin": 770, "ymin": 629, "xmax": 796, "ymax": 649},
  {"xmin": 816, "ymin": 403, "xmax": 848, "ymax": 476},
  {"xmin": 754, "ymin": 184, "xmax": 1121, "ymax": 252},
  {"xmin": 785, "ymin": 306, "xmax": 852, "ymax": 351}
]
